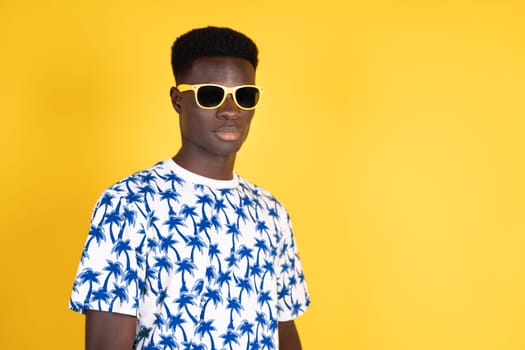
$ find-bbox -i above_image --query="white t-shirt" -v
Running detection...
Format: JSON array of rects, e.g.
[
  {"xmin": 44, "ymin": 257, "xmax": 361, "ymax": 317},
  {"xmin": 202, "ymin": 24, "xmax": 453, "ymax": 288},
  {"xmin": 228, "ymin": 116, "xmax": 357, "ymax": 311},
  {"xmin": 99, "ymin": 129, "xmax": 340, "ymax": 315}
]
[{"xmin": 70, "ymin": 159, "xmax": 310, "ymax": 349}]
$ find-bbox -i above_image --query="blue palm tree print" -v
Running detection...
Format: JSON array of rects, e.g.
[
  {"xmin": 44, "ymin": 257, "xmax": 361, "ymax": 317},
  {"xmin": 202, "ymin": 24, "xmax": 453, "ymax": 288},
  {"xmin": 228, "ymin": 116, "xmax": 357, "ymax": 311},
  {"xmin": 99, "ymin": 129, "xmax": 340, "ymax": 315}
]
[{"xmin": 70, "ymin": 159, "xmax": 309, "ymax": 349}]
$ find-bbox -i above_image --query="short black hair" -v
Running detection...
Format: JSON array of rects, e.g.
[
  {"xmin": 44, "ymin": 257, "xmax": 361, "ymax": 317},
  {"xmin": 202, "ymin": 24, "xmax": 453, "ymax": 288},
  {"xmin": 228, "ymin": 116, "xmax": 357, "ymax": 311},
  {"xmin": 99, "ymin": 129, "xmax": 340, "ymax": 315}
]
[{"xmin": 171, "ymin": 26, "xmax": 259, "ymax": 82}]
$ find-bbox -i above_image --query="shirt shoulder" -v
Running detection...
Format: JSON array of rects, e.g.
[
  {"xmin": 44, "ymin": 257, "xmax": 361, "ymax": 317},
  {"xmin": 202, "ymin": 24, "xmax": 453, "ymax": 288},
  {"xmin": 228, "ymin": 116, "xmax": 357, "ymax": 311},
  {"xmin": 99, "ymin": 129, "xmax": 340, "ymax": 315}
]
[
  {"xmin": 97, "ymin": 160, "xmax": 175, "ymax": 196},
  {"xmin": 236, "ymin": 176, "xmax": 291, "ymax": 220},
  {"xmin": 237, "ymin": 176, "xmax": 279, "ymax": 201}
]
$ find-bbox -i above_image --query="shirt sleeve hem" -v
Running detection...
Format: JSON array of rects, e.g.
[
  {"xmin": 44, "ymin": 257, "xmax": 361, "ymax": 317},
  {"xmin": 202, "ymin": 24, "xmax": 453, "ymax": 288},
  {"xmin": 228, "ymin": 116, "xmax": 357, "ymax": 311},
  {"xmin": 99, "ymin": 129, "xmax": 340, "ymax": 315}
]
[
  {"xmin": 277, "ymin": 304, "xmax": 309, "ymax": 322},
  {"xmin": 69, "ymin": 300, "xmax": 137, "ymax": 317}
]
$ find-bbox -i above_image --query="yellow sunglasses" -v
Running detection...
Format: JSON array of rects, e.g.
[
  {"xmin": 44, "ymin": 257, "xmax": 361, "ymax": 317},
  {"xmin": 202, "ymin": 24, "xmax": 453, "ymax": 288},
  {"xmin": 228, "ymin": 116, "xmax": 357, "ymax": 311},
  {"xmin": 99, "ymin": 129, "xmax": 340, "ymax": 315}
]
[{"xmin": 177, "ymin": 83, "xmax": 263, "ymax": 110}]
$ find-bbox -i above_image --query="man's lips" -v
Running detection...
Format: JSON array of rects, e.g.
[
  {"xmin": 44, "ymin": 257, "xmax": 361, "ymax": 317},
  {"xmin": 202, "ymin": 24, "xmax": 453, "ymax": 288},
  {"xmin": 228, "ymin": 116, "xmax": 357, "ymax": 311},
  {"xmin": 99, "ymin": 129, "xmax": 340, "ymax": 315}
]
[{"xmin": 214, "ymin": 126, "xmax": 242, "ymax": 141}]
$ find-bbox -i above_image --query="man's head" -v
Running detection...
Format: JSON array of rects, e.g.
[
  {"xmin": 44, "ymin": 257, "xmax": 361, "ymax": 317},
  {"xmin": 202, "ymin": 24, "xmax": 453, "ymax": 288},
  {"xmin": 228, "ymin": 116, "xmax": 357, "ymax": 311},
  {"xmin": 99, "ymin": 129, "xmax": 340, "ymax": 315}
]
[
  {"xmin": 171, "ymin": 26, "xmax": 258, "ymax": 83},
  {"xmin": 169, "ymin": 27, "xmax": 261, "ymax": 176}
]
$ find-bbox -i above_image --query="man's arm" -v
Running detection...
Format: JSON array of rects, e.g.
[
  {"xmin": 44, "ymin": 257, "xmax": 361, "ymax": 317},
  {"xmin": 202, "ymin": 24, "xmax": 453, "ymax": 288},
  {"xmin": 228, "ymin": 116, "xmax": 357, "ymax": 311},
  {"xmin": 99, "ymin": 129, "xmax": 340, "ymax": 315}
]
[
  {"xmin": 278, "ymin": 320, "xmax": 302, "ymax": 350},
  {"xmin": 85, "ymin": 310, "xmax": 136, "ymax": 350}
]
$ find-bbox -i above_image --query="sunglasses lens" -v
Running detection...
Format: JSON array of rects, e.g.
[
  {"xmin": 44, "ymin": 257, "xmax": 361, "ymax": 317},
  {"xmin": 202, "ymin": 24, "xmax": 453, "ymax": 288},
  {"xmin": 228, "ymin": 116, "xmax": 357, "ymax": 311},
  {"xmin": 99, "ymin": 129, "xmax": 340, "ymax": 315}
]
[
  {"xmin": 235, "ymin": 87, "xmax": 260, "ymax": 109},
  {"xmin": 196, "ymin": 85, "xmax": 225, "ymax": 108}
]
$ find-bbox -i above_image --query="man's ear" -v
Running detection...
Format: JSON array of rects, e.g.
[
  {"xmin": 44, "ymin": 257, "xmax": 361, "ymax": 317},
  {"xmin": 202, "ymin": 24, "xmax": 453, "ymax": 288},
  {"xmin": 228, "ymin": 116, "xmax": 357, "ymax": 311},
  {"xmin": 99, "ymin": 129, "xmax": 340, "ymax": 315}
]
[{"xmin": 170, "ymin": 86, "xmax": 182, "ymax": 113}]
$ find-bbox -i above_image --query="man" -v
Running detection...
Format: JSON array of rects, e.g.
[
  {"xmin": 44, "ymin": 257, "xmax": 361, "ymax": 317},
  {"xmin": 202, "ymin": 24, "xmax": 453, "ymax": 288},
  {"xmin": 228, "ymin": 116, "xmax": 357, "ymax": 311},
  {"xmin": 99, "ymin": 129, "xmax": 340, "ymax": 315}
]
[{"xmin": 70, "ymin": 26, "xmax": 310, "ymax": 350}]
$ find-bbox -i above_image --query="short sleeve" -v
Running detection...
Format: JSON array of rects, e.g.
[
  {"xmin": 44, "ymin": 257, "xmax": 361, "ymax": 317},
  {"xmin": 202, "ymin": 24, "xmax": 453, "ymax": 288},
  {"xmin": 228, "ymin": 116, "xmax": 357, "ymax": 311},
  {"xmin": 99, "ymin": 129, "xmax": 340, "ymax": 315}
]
[
  {"xmin": 275, "ymin": 208, "xmax": 310, "ymax": 321},
  {"xmin": 69, "ymin": 190, "xmax": 144, "ymax": 316}
]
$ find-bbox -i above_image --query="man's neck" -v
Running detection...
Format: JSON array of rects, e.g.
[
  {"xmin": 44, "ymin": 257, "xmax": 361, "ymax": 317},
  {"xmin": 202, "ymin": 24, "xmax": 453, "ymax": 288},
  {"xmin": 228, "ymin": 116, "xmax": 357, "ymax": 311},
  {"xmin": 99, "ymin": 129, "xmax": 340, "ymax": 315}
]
[{"xmin": 172, "ymin": 152, "xmax": 236, "ymax": 180}]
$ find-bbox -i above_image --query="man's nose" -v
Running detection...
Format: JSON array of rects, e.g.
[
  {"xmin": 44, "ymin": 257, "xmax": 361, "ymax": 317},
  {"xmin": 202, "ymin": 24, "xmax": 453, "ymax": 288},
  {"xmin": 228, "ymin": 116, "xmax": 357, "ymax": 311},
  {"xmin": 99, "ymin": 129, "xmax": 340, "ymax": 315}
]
[{"xmin": 217, "ymin": 93, "xmax": 240, "ymax": 119}]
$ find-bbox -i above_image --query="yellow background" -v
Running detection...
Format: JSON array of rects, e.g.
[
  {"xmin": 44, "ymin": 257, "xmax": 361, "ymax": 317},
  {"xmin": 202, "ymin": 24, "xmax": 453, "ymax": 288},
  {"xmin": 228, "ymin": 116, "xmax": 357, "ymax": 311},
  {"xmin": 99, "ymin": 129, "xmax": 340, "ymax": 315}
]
[{"xmin": 1, "ymin": 1, "xmax": 524, "ymax": 349}]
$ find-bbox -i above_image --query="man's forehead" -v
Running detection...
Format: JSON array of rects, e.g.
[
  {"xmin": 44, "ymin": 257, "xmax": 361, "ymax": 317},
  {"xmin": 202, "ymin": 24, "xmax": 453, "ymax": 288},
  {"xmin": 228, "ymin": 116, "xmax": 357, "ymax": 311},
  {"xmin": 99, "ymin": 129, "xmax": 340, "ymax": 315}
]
[{"xmin": 180, "ymin": 56, "xmax": 256, "ymax": 84}]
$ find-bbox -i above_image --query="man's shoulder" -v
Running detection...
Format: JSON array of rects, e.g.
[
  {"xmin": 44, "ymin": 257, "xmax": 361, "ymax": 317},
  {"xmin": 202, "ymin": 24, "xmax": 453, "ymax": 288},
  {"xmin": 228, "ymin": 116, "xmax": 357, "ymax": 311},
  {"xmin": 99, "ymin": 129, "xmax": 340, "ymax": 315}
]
[
  {"xmin": 96, "ymin": 160, "xmax": 172, "ymax": 201},
  {"xmin": 237, "ymin": 175, "xmax": 286, "ymax": 208}
]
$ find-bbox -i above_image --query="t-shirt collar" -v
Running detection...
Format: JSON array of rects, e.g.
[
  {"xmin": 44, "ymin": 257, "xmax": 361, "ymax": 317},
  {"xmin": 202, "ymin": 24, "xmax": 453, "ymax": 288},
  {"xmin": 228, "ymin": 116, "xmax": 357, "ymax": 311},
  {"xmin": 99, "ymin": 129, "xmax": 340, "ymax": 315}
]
[{"xmin": 166, "ymin": 158, "xmax": 239, "ymax": 189}]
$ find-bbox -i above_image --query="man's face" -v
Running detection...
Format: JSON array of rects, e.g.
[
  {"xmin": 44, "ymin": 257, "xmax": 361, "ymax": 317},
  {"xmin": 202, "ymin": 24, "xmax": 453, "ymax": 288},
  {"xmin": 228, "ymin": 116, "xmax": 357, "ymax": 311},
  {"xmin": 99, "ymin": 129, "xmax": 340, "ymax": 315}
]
[{"xmin": 171, "ymin": 56, "xmax": 256, "ymax": 162}]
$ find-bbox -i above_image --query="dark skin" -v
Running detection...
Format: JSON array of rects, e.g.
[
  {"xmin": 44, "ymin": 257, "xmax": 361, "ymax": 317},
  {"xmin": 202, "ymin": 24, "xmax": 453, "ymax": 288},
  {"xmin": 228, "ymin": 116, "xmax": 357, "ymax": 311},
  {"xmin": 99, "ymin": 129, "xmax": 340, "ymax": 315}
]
[
  {"xmin": 170, "ymin": 57, "xmax": 255, "ymax": 180},
  {"xmin": 86, "ymin": 56, "xmax": 302, "ymax": 350}
]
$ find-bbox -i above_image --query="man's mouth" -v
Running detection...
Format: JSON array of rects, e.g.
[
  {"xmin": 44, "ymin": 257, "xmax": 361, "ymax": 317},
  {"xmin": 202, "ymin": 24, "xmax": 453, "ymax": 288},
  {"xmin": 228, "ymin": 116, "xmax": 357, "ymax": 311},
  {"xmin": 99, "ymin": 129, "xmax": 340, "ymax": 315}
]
[{"xmin": 214, "ymin": 126, "xmax": 241, "ymax": 141}]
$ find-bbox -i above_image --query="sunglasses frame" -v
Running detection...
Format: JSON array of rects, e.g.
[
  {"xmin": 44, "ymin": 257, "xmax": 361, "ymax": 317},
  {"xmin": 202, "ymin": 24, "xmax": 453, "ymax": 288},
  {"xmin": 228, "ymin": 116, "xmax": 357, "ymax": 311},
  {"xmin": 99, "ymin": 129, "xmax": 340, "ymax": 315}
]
[{"xmin": 177, "ymin": 83, "xmax": 264, "ymax": 110}]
